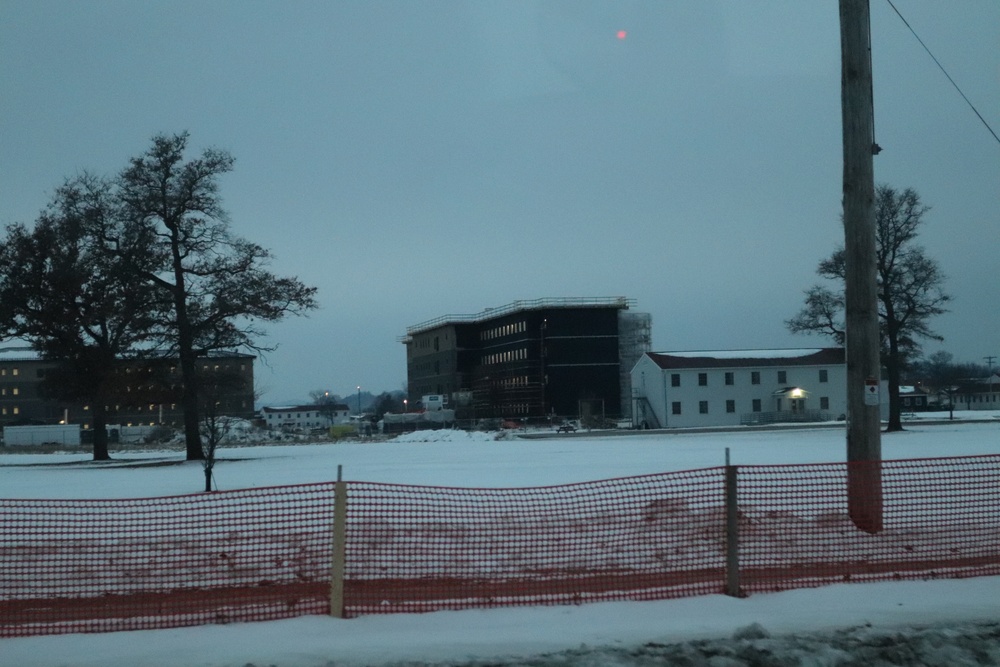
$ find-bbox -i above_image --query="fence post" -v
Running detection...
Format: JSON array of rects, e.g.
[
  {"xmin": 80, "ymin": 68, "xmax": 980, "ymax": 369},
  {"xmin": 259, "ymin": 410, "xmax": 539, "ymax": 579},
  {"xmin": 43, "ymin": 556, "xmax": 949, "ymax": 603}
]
[
  {"xmin": 330, "ymin": 464, "xmax": 348, "ymax": 618},
  {"xmin": 724, "ymin": 448, "xmax": 741, "ymax": 597}
]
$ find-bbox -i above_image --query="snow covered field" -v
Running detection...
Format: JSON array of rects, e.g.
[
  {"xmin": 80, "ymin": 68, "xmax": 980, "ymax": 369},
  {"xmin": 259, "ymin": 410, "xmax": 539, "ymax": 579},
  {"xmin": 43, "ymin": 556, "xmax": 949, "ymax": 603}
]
[{"xmin": 3, "ymin": 416, "xmax": 1000, "ymax": 666}]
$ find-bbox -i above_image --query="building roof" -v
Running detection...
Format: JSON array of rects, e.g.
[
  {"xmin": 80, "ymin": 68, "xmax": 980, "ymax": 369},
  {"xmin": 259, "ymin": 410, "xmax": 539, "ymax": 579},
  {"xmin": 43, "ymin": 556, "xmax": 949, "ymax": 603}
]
[
  {"xmin": 0, "ymin": 346, "xmax": 40, "ymax": 361},
  {"xmin": 644, "ymin": 348, "xmax": 844, "ymax": 370},
  {"xmin": 405, "ymin": 297, "xmax": 635, "ymax": 337},
  {"xmin": 958, "ymin": 375, "xmax": 1000, "ymax": 390},
  {"xmin": 0, "ymin": 346, "xmax": 253, "ymax": 362}
]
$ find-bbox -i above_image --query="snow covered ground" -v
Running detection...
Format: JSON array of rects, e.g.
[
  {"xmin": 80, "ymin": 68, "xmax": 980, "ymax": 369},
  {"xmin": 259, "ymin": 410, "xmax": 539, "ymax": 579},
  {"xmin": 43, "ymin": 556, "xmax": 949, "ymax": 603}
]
[{"xmin": 2, "ymin": 415, "xmax": 1000, "ymax": 666}]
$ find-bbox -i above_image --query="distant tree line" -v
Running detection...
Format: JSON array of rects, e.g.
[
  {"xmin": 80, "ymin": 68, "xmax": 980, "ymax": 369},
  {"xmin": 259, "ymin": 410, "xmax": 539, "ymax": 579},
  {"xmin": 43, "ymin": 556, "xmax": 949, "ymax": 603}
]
[
  {"xmin": 309, "ymin": 388, "xmax": 406, "ymax": 423},
  {"xmin": 907, "ymin": 352, "xmax": 992, "ymax": 388}
]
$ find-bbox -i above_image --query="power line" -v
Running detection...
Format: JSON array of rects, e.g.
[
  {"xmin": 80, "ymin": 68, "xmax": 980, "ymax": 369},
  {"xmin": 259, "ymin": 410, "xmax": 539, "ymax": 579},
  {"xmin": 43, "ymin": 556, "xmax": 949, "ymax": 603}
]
[{"xmin": 883, "ymin": 0, "xmax": 1000, "ymax": 146}]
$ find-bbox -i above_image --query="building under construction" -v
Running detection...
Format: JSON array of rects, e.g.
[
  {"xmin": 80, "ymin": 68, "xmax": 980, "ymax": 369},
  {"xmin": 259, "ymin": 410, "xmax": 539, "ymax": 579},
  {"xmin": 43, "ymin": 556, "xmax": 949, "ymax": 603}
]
[{"xmin": 402, "ymin": 297, "xmax": 651, "ymax": 424}]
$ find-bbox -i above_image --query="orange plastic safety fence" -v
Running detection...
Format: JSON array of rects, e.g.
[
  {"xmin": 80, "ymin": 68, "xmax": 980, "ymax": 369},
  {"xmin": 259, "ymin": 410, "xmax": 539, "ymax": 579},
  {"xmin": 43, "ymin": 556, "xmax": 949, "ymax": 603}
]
[
  {"xmin": 343, "ymin": 467, "xmax": 727, "ymax": 616},
  {"xmin": 3, "ymin": 455, "xmax": 1000, "ymax": 638},
  {"xmin": 735, "ymin": 455, "xmax": 1000, "ymax": 594},
  {"xmin": 0, "ymin": 482, "xmax": 336, "ymax": 637}
]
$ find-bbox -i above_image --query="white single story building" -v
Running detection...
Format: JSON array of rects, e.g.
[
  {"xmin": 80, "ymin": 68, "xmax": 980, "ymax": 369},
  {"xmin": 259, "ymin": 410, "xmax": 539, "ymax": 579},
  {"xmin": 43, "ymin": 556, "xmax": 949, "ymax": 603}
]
[
  {"xmin": 260, "ymin": 404, "xmax": 350, "ymax": 431},
  {"xmin": 630, "ymin": 348, "xmax": 847, "ymax": 429},
  {"xmin": 955, "ymin": 374, "xmax": 1000, "ymax": 411}
]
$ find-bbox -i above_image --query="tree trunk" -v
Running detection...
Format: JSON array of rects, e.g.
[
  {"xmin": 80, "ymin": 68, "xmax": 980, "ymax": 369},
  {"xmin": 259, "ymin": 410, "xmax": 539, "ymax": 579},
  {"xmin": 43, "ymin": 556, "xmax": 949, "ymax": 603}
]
[
  {"xmin": 167, "ymin": 224, "xmax": 204, "ymax": 461},
  {"xmin": 91, "ymin": 404, "xmax": 111, "ymax": 461},
  {"xmin": 885, "ymin": 339, "xmax": 904, "ymax": 432},
  {"xmin": 178, "ymin": 338, "xmax": 203, "ymax": 460},
  {"xmin": 177, "ymin": 343, "xmax": 204, "ymax": 462}
]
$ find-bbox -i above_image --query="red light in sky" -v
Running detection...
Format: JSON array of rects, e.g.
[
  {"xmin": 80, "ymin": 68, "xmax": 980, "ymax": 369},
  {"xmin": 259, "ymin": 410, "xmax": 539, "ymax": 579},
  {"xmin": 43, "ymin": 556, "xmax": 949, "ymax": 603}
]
[{"xmin": 616, "ymin": 30, "xmax": 627, "ymax": 40}]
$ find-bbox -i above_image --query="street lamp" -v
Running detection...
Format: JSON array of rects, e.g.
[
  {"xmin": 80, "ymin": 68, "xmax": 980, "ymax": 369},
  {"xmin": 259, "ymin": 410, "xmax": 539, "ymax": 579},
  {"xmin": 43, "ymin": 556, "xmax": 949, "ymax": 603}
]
[
  {"xmin": 357, "ymin": 386, "xmax": 361, "ymax": 415},
  {"xmin": 403, "ymin": 398, "xmax": 408, "ymax": 413}
]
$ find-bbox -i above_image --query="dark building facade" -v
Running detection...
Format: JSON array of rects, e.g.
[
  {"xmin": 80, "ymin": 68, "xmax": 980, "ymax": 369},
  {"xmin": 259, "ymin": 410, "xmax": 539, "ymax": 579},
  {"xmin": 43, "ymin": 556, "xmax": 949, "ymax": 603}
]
[
  {"xmin": 402, "ymin": 298, "xmax": 650, "ymax": 423},
  {"xmin": 0, "ymin": 347, "xmax": 255, "ymax": 431}
]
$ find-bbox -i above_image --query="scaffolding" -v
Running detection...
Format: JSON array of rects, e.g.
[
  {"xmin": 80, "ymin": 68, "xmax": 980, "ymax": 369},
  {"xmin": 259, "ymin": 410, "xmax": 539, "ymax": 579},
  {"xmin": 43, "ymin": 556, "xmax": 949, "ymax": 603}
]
[{"xmin": 618, "ymin": 311, "xmax": 652, "ymax": 420}]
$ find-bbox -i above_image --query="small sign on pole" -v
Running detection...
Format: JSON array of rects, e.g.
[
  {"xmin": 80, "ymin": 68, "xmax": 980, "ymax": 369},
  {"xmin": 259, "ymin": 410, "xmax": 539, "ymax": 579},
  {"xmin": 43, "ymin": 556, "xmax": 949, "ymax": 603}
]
[{"xmin": 864, "ymin": 377, "xmax": 880, "ymax": 407}]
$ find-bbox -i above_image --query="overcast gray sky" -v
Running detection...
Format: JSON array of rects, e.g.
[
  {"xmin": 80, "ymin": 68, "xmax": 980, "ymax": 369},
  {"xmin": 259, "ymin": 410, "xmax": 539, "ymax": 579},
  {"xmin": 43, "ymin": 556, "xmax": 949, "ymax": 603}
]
[{"xmin": 2, "ymin": 1, "xmax": 997, "ymax": 406}]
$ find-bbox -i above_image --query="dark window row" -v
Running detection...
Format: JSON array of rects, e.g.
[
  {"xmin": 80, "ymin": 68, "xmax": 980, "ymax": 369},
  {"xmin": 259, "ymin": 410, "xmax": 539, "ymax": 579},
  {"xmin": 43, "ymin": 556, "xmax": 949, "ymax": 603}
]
[{"xmin": 670, "ymin": 369, "xmax": 831, "ymax": 387}]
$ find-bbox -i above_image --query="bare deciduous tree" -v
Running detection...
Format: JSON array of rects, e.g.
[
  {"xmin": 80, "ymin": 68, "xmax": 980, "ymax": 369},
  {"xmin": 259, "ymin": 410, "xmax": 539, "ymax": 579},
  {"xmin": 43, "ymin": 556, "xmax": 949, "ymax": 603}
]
[
  {"xmin": 787, "ymin": 185, "xmax": 951, "ymax": 431},
  {"xmin": 119, "ymin": 133, "xmax": 318, "ymax": 460},
  {"xmin": 310, "ymin": 390, "xmax": 343, "ymax": 427},
  {"xmin": 0, "ymin": 175, "xmax": 168, "ymax": 460}
]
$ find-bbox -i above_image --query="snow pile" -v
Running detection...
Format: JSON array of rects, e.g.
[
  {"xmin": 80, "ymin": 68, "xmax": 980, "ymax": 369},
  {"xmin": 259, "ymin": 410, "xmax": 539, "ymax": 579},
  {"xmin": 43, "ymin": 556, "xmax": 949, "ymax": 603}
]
[{"xmin": 389, "ymin": 429, "xmax": 502, "ymax": 444}]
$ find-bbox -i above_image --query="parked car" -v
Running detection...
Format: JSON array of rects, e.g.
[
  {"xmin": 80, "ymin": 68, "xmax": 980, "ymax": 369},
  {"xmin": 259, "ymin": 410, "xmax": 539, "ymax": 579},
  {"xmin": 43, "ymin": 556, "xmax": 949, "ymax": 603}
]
[{"xmin": 556, "ymin": 422, "xmax": 577, "ymax": 433}]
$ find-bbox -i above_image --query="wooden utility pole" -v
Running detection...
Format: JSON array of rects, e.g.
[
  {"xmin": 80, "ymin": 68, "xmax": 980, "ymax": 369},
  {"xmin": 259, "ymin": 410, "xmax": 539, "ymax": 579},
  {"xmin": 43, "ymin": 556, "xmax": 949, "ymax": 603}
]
[{"xmin": 840, "ymin": 0, "xmax": 883, "ymax": 533}]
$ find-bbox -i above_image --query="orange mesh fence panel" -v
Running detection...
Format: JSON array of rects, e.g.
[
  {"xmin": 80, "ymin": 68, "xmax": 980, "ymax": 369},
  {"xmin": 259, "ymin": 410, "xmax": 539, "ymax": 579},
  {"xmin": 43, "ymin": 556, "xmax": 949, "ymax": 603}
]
[
  {"xmin": 0, "ymin": 482, "xmax": 335, "ymax": 637},
  {"xmin": 3, "ymin": 454, "xmax": 1000, "ymax": 638},
  {"xmin": 342, "ymin": 468, "xmax": 728, "ymax": 616},
  {"xmin": 736, "ymin": 454, "xmax": 1000, "ymax": 594}
]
